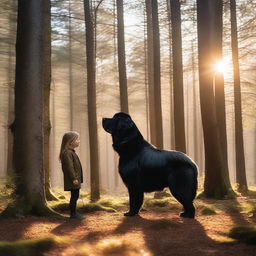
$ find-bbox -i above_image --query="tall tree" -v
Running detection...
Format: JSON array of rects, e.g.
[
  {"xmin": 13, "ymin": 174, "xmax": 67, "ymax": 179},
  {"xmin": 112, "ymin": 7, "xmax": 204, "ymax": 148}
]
[
  {"xmin": 7, "ymin": 0, "xmax": 16, "ymax": 176},
  {"xmin": 166, "ymin": 0, "xmax": 175, "ymax": 149},
  {"xmin": 145, "ymin": 0, "xmax": 157, "ymax": 146},
  {"xmin": 151, "ymin": 0, "xmax": 163, "ymax": 149},
  {"xmin": 68, "ymin": 0, "xmax": 74, "ymax": 130},
  {"xmin": 197, "ymin": 0, "xmax": 232, "ymax": 198},
  {"xmin": 116, "ymin": 0, "xmax": 129, "ymax": 113},
  {"xmin": 212, "ymin": 0, "xmax": 232, "ymax": 191},
  {"xmin": 169, "ymin": 0, "xmax": 186, "ymax": 153},
  {"xmin": 3, "ymin": 0, "xmax": 57, "ymax": 216},
  {"xmin": 143, "ymin": 5, "xmax": 150, "ymax": 141},
  {"xmin": 83, "ymin": 0, "xmax": 100, "ymax": 201},
  {"xmin": 43, "ymin": 0, "xmax": 58, "ymax": 201},
  {"xmin": 230, "ymin": 0, "xmax": 248, "ymax": 193},
  {"xmin": 191, "ymin": 37, "xmax": 204, "ymax": 175}
]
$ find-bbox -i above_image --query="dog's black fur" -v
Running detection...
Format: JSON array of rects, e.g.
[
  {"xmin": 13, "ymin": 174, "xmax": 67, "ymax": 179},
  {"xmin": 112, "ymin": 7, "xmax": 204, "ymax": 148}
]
[{"xmin": 102, "ymin": 112, "xmax": 198, "ymax": 218}]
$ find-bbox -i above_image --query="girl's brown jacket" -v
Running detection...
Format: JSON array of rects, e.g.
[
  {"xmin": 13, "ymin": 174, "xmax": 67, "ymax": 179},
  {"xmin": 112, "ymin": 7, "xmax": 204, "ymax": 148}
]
[{"xmin": 61, "ymin": 149, "xmax": 83, "ymax": 191}]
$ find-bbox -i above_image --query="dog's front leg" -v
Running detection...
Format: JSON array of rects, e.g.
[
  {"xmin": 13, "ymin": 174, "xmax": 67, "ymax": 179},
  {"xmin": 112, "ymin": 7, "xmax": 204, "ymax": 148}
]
[{"xmin": 124, "ymin": 186, "xmax": 144, "ymax": 216}]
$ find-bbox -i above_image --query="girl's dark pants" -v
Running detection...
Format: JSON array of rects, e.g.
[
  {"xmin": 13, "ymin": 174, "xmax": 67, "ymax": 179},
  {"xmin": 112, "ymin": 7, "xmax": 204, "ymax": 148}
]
[{"xmin": 69, "ymin": 189, "xmax": 80, "ymax": 216}]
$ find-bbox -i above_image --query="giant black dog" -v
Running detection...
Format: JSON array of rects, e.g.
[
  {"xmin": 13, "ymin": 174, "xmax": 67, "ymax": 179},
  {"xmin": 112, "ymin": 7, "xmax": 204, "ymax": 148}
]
[{"xmin": 102, "ymin": 112, "xmax": 198, "ymax": 218}]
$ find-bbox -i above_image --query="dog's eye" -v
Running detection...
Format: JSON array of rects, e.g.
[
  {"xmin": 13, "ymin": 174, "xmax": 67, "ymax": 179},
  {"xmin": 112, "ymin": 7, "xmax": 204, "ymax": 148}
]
[{"xmin": 117, "ymin": 119, "xmax": 133, "ymax": 131}]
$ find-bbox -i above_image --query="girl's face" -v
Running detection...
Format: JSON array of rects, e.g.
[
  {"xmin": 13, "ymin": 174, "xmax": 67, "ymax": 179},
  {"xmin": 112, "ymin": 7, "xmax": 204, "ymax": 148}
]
[{"xmin": 70, "ymin": 136, "xmax": 80, "ymax": 148}]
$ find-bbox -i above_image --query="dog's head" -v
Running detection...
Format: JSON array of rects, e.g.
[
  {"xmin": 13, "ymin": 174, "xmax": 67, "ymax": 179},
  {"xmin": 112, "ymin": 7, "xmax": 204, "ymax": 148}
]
[
  {"xmin": 102, "ymin": 112, "xmax": 143, "ymax": 152},
  {"xmin": 102, "ymin": 112, "xmax": 134, "ymax": 136}
]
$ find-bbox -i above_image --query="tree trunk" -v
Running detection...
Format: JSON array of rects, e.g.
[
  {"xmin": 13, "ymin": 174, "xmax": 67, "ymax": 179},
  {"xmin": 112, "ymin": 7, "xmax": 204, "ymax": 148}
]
[
  {"xmin": 254, "ymin": 124, "xmax": 256, "ymax": 184},
  {"xmin": 151, "ymin": 0, "xmax": 163, "ymax": 149},
  {"xmin": 43, "ymin": 0, "xmax": 58, "ymax": 201},
  {"xmin": 3, "ymin": 0, "xmax": 58, "ymax": 217},
  {"xmin": 84, "ymin": 0, "xmax": 100, "ymax": 202},
  {"xmin": 69, "ymin": 0, "xmax": 74, "ymax": 130},
  {"xmin": 212, "ymin": 0, "xmax": 233, "ymax": 191},
  {"xmin": 150, "ymin": 0, "xmax": 164, "ymax": 199},
  {"xmin": 143, "ymin": 6, "xmax": 150, "ymax": 141},
  {"xmin": 145, "ymin": 0, "xmax": 157, "ymax": 146},
  {"xmin": 191, "ymin": 40, "xmax": 199, "ymax": 164},
  {"xmin": 116, "ymin": 0, "xmax": 129, "ymax": 114},
  {"xmin": 230, "ymin": 0, "xmax": 248, "ymax": 193},
  {"xmin": 197, "ymin": 0, "xmax": 232, "ymax": 198},
  {"xmin": 170, "ymin": 0, "xmax": 186, "ymax": 153},
  {"xmin": 166, "ymin": 0, "xmax": 175, "ymax": 149},
  {"xmin": 7, "ymin": 0, "xmax": 16, "ymax": 176}
]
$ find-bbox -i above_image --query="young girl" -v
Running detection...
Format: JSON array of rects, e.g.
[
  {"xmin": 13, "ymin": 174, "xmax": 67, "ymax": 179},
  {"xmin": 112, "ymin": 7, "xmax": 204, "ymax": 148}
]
[{"xmin": 59, "ymin": 131, "xmax": 84, "ymax": 220}]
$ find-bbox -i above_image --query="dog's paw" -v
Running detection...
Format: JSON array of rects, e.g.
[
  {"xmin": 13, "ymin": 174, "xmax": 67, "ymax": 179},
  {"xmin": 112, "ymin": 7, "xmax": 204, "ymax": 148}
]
[
  {"xmin": 179, "ymin": 212, "xmax": 195, "ymax": 219},
  {"xmin": 124, "ymin": 211, "xmax": 138, "ymax": 217}
]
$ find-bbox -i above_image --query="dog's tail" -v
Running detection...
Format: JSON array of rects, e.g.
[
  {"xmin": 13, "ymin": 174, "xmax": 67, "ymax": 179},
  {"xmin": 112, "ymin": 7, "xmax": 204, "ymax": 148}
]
[{"xmin": 191, "ymin": 163, "xmax": 198, "ymax": 201}]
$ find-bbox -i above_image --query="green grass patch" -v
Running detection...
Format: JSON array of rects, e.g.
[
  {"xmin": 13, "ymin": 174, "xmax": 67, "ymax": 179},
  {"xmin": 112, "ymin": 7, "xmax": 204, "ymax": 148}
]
[
  {"xmin": 249, "ymin": 206, "xmax": 256, "ymax": 218},
  {"xmin": 49, "ymin": 196, "xmax": 129, "ymax": 213},
  {"xmin": 143, "ymin": 197, "xmax": 180, "ymax": 212},
  {"xmin": 236, "ymin": 200, "xmax": 256, "ymax": 217},
  {"xmin": 49, "ymin": 200, "xmax": 117, "ymax": 213},
  {"xmin": 87, "ymin": 238, "xmax": 141, "ymax": 256},
  {"xmin": 80, "ymin": 202, "xmax": 116, "ymax": 213},
  {"xmin": 228, "ymin": 225, "xmax": 256, "ymax": 244},
  {"xmin": 201, "ymin": 206, "xmax": 217, "ymax": 215},
  {"xmin": 149, "ymin": 219, "xmax": 179, "ymax": 230},
  {"xmin": 58, "ymin": 195, "xmax": 66, "ymax": 200},
  {"xmin": 98, "ymin": 198, "xmax": 128, "ymax": 211},
  {"xmin": 0, "ymin": 237, "xmax": 59, "ymax": 256},
  {"xmin": 49, "ymin": 201, "xmax": 69, "ymax": 211},
  {"xmin": 153, "ymin": 190, "xmax": 171, "ymax": 199},
  {"xmin": 225, "ymin": 203, "xmax": 242, "ymax": 214},
  {"xmin": 248, "ymin": 190, "xmax": 256, "ymax": 197}
]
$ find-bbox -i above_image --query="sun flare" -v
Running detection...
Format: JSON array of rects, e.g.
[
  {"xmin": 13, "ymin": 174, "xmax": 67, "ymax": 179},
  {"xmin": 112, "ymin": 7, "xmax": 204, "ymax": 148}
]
[{"xmin": 214, "ymin": 59, "xmax": 228, "ymax": 74}]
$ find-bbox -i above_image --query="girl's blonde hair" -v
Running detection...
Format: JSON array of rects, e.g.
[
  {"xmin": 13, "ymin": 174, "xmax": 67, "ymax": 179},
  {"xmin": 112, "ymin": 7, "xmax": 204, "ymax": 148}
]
[{"xmin": 59, "ymin": 131, "xmax": 79, "ymax": 160}]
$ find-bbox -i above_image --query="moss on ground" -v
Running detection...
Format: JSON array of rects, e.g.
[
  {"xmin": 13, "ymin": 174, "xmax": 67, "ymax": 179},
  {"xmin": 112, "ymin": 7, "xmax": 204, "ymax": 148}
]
[
  {"xmin": 49, "ymin": 196, "xmax": 128, "ymax": 213},
  {"xmin": 201, "ymin": 206, "xmax": 217, "ymax": 215},
  {"xmin": 80, "ymin": 238, "xmax": 144, "ymax": 256},
  {"xmin": 80, "ymin": 203, "xmax": 116, "ymax": 213},
  {"xmin": 228, "ymin": 225, "xmax": 256, "ymax": 244},
  {"xmin": 149, "ymin": 219, "xmax": 180, "ymax": 230},
  {"xmin": 225, "ymin": 203, "xmax": 243, "ymax": 214},
  {"xmin": 143, "ymin": 197, "xmax": 180, "ymax": 212},
  {"xmin": 98, "ymin": 198, "xmax": 128, "ymax": 211},
  {"xmin": 0, "ymin": 237, "xmax": 60, "ymax": 256}
]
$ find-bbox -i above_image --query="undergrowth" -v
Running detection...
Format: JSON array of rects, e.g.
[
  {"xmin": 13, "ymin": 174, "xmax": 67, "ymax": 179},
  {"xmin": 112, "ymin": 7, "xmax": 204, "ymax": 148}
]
[
  {"xmin": 0, "ymin": 237, "xmax": 61, "ymax": 256},
  {"xmin": 228, "ymin": 225, "xmax": 256, "ymax": 244}
]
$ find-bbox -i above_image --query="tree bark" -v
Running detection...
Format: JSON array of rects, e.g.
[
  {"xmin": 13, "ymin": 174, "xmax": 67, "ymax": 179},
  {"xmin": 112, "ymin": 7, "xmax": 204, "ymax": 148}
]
[
  {"xmin": 197, "ymin": 0, "xmax": 232, "ymax": 198},
  {"xmin": 143, "ymin": 5, "xmax": 150, "ymax": 141},
  {"xmin": 69, "ymin": 0, "xmax": 74, "ymax": 130},
  {"xmin": 151, "ymin": 0, "xmax": 163, "ymax": 149},
  {"xmin": 116, "ymin": 0, "xmax": 129, "ymax": 114},
  {"xmin": 84, "ymin": 0, "xmax": 100, "ymax": 202},
  {"xmin": 3, "ymin": 0, "xmax": 59, "ymax": 217},
  {"xmin": 230, "ymin": 0, "xmax": 248, "ymax": 193},
  {"xmin": 212, "ymin": 0, "xmax": 233, "ymax": 191},
  {"xmin": 43, "ymin": 0, "xmax": 58, "ymax": 201},
  {"xmin": 145, "ymin": 0, "xmax": 157, "ymax": 146},
  {"xmin": 7, "ymin": 0, "xmax": 16, "ymax": 176},
  {"xmin": 170, "ymin": 0, "xmax": 186, "ymax": 153},
  {"xmin": 166, "ymin": 0, "xmax": 175, "ymax": 149}
]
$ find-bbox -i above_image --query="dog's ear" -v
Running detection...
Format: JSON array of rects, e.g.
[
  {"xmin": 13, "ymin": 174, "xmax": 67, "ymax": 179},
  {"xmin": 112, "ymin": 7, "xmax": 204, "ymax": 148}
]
[
  {"xmin": 117, "ymin": 116, "xmax": 134, "ymax": 131},
  {"xmin": 113, "ymin": 112, "xmax": 131, "ymax": 119}
]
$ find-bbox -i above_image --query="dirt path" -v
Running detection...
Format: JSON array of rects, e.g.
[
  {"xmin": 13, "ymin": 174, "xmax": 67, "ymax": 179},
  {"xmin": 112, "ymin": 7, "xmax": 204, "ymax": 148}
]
[{"xmin": 0, "ymin": 209, "xmax": 255, "ymax": 256}]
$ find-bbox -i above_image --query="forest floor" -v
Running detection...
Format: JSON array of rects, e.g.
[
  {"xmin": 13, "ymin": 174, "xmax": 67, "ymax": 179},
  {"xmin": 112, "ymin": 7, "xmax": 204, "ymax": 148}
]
[{"xmin": 0, "ymin": 187, "xmax": 256, "ymax": 256}]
